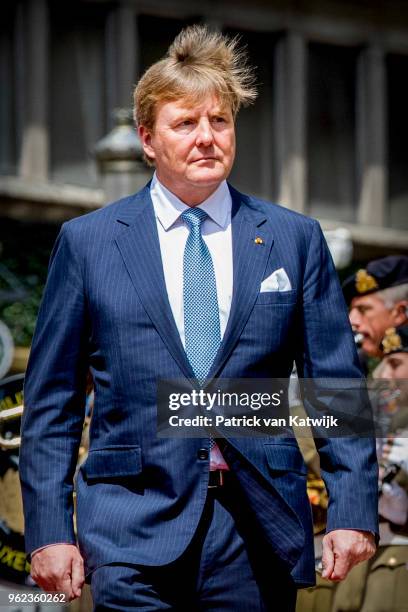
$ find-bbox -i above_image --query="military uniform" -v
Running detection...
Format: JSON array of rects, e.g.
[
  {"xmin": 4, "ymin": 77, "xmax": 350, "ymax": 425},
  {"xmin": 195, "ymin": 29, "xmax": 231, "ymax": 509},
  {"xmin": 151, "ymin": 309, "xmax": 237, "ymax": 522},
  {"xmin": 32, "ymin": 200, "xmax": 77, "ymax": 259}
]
[
  {"xmin": 298, "ymin": 259, "xmax": 408, "ymax": 612},
  {"xmin": 332, "ymin": 326, "xmax": 408, "ymax": 612}
]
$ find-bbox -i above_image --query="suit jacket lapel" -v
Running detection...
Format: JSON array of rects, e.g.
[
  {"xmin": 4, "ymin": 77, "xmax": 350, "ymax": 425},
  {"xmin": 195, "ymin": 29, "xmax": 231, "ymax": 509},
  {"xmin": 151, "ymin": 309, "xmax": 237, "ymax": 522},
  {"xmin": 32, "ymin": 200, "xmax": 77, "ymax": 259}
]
[
  {"xmin": 207, "ymin": 186, "xmax": 274, "ymax": 381},
  {"xmin": 114, "ymin": 184, "xmax": 274, "ymax": 384},
  {"xmin": 114, "ymin": 187, "xmax": 195, "ymax": 381}
]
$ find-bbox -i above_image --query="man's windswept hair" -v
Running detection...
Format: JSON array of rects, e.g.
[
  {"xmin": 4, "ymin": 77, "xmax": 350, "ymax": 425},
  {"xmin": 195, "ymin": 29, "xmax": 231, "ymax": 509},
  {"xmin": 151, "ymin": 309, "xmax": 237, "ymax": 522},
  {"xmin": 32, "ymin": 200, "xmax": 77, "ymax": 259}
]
[{"xmin": 133, "ymin": 24, "xmax": 257, "ymax": 132}]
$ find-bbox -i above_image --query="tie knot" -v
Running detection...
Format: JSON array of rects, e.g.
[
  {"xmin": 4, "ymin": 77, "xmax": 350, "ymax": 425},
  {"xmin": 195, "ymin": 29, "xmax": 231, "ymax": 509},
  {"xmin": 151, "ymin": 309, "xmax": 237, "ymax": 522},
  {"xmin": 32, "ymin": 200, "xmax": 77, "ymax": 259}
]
[{"xmin": 182, "ymin": 207, "xmax": 208, "ymax": 229}]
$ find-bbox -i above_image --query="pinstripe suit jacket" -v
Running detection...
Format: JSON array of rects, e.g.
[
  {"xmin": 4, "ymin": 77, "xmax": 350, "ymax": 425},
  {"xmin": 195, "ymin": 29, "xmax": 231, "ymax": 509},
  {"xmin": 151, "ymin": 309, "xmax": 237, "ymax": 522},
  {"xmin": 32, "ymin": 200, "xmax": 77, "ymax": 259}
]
[{"xmin": 19, "ymin": 184, "xmax": 378, "ymax": 587}]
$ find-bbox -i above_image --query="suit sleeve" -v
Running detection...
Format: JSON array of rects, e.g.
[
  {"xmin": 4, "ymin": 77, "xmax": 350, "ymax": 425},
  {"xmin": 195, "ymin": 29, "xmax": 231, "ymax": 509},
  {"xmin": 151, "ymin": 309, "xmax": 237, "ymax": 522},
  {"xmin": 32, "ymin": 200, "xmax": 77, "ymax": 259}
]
[
  {"xmin": 19, "ymin": 222, "xmax": 89, "ymax": 555},
  {"xmin": 295, "ymin": 220, "xmax": 379, "ymax": 537}
]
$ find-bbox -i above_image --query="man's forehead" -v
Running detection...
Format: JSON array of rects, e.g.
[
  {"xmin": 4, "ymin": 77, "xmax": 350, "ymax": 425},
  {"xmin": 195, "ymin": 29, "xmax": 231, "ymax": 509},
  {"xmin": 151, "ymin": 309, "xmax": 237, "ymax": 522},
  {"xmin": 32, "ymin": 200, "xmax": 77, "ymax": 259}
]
[
  {"xmin": 350, "ymin": 294, "xmax": 384, "ymax": 309},
  {"xmin": 158, "ymin": 95, "xmax": 230, "ymax": 116}
]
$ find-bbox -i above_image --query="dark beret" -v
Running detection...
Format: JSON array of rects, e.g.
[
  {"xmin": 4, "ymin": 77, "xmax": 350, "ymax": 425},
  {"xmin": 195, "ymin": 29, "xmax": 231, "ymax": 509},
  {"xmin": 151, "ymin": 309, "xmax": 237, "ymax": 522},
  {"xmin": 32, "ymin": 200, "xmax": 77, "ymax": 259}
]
[{"xmin": 342, "ymin": 256, "xmax": 408, "ymax": 306}]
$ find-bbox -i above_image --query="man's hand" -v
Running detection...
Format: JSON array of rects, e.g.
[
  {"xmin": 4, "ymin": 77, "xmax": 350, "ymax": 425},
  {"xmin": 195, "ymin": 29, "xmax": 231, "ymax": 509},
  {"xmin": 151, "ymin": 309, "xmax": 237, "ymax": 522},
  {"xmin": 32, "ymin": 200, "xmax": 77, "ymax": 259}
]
[
  {"xmin": 30, "ymin": 544, "xmax": 85, "ymax": 601},
  {"xmin": 321, "ymin": 529, "xmax": 376, "ymax": 581}
]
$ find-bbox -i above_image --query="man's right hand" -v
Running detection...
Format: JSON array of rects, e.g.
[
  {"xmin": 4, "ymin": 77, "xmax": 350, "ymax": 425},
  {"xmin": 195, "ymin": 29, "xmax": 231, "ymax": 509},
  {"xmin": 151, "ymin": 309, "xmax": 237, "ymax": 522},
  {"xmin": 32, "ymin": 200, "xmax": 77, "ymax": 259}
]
[{"xmin": 30, "ymin": 544, "xmax": 85, "ymax": 601}]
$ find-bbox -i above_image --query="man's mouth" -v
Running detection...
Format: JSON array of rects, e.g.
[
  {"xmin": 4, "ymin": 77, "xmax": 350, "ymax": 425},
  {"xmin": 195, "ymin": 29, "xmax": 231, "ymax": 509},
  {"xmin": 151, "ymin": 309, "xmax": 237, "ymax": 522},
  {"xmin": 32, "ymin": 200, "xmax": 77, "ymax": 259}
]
[
  {"xmin": 354, "ymin": 330, "xmax": 372, "ymax": 347},
  {"xmin": 192, "ymin": 157, "xmax": 218, "ymax": 162}
]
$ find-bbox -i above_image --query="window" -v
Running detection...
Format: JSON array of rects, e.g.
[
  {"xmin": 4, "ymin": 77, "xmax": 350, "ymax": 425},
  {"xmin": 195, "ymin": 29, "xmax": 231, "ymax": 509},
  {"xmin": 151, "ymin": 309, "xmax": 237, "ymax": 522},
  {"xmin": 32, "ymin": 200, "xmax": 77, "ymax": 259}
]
[
  {"xmin": 0, "ymin": 2, "xmax": 17, "ymax": 176},
  {"xmin": 49, "ymin": 2, "xmax": 108, "ymax": 186},
  {"xmin": 387, "ymin": 53, "xmax": 408, "ymax": 230},
  {"xmin": 226, "ymin": 29, "xmax": 277, "ymax": 201},
  {"xmin": 307, "ymin": 42, "xmax": 358, "ymax": 222}
]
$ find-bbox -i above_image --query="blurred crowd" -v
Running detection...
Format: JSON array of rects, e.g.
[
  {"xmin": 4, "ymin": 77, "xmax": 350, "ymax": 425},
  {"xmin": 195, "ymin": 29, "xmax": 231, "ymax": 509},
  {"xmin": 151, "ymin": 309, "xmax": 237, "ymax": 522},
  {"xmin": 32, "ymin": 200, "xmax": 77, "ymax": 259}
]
[{"xmin": 298, "ymin": 255, "xmax": 408, "ymax": 612}]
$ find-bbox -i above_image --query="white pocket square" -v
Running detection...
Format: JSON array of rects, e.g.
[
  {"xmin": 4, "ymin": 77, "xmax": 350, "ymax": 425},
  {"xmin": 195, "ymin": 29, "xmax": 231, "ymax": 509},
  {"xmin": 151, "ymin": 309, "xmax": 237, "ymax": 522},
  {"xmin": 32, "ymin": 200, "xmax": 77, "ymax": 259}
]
[{"xmin": 260, "ymin": 268, "xmax": 292, "ymax": 292}]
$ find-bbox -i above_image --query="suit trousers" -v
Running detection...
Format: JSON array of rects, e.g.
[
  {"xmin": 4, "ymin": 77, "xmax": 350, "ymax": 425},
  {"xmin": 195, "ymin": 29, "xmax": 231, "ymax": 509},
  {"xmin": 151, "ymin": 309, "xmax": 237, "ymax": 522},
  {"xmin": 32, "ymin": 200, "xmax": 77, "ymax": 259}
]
[{"xmin": 89, "ymin": 471, "xmax": 297, "ymax": 611}]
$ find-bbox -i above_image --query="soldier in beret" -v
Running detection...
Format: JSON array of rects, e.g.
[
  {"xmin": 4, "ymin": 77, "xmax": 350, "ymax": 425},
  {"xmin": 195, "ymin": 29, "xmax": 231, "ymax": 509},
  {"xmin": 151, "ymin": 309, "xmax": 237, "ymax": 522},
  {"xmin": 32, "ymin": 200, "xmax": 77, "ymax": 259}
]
[
  {"xmin": 331, "ymin": 325, "xmax": 408, "ymax": 612},
  {"xmin": 377, "ymin": 325, "xmax": 408, "ymax": 504},
  {"xmin": 334, "ymin": 259, "xmax": 408, "ymax": 612},
  {"xmin": 342, "ymin": 255, "xmax": 408, "ymax": 359},
  {"xmin": 298, "ymin": 259, "xmax": 408, "ymax": 612}
]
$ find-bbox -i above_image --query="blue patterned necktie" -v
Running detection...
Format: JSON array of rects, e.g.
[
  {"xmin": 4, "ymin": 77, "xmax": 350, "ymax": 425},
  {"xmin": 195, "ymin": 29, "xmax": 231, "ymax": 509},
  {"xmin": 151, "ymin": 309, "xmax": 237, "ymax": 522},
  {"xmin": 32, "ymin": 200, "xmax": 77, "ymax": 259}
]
[{"xmin": 182, "ymin": 207, "xmax": 221, "ymax": 384}]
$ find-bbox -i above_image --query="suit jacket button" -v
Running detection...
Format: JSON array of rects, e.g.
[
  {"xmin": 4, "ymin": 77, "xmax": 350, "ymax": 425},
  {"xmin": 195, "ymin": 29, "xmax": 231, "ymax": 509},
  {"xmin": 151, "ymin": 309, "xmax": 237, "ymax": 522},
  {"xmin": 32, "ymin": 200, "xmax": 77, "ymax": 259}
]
[{"xmin": 197, "ymin": 449, "xmax": 209, "ymax": 460}]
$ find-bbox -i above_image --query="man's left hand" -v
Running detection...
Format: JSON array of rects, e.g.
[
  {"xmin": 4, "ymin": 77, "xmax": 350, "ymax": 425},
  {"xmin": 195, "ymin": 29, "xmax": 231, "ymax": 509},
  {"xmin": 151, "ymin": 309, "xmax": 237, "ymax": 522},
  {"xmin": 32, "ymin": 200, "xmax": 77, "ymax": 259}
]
[{"xmin": 321, "ymin": 529, "xmax": 376, "ymax": 581}]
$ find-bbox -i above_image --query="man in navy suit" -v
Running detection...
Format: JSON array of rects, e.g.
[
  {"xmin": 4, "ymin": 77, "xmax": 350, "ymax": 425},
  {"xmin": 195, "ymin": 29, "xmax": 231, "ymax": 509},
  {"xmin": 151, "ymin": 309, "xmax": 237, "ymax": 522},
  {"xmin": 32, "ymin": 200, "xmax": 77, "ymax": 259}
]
[{"xmin": 19, "ymin": 25, "xmax": 378, "ymax": 611}]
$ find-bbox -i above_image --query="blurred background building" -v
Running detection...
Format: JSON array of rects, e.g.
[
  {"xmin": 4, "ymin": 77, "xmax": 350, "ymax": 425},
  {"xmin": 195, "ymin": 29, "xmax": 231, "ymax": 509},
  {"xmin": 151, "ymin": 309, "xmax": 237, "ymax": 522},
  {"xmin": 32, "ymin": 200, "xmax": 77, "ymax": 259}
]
[{"xmin": 1, "ymin": 0, "xmax": 408, "ymax": 365}]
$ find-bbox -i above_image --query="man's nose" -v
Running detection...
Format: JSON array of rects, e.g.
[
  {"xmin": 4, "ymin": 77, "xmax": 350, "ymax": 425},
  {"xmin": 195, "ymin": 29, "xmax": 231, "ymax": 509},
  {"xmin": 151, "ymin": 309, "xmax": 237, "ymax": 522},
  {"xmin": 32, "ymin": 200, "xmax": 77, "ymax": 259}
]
[
  {"xmin": 349, "ymin": 308, "xmax": 361, "ymax": 328},
  {"xmin": 195, "ymin": 119, "xmax": 214, "ymax": 147},
  {"xmin": 380, "ymin": 362, "xmax": 394, "ymax": 379}
]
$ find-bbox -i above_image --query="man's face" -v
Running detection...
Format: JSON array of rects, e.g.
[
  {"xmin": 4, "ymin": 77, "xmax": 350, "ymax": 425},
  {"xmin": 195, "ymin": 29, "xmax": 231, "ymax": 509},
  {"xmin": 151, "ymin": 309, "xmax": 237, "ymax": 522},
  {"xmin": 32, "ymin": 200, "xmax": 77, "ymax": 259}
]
[
  {"xmin": 349, "ymin": 294, "xmax": 399, "ymax": 357},
  {"xmin": 139, "ymin": 94, "xmax": 235, "ymax": 205},
  {"xmin": 380, "ymin": 353, "xmax": 408, "ymax": 379}
]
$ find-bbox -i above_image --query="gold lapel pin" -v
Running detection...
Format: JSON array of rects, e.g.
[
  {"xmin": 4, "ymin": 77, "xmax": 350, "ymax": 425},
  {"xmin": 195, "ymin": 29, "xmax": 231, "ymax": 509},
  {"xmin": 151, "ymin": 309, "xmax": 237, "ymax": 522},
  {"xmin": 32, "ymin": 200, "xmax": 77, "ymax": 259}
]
[{"xmin": 254, "ymin": 237, "xmax": 264, "ymax": 245}]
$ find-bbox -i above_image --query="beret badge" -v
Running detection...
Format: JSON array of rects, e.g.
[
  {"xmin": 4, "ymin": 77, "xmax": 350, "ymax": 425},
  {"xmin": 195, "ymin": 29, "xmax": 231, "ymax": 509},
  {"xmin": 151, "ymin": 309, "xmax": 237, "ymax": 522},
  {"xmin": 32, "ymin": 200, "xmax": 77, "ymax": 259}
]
[
  {"xmin": 355, "ymin": 269, "xmax": 379, "ymax": 294},
  {"xmin": 381, "ymin": 327, "xmax": 403, "ymax": 354}
]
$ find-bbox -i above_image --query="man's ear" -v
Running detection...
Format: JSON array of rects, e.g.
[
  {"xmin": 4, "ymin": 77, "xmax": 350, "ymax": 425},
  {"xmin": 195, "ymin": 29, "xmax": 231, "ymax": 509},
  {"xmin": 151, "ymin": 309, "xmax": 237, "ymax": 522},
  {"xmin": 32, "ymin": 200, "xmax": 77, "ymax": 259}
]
[
  {"xmin": 138, "ymin": 125, "xmax": 155, "ymax": 161},
  {"xmin": 392, "ymin": 301, "xmax": 408, "ymax": 326}
]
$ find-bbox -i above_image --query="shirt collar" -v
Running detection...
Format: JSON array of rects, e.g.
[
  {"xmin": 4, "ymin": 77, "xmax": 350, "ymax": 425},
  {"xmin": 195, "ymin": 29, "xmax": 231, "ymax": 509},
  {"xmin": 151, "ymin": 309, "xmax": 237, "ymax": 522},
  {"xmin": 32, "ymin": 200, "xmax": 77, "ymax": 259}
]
[{"xmin": 150, "ymin": 172, "xmax": 231, "ymax": 231}]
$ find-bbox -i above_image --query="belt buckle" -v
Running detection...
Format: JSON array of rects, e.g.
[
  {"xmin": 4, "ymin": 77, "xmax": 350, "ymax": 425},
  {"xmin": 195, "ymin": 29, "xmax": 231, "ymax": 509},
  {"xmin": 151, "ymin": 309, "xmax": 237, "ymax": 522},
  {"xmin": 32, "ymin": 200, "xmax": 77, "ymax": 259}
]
[{"xmin": 208, "ymin": 470, "xmax": 224, "ymax": 488}]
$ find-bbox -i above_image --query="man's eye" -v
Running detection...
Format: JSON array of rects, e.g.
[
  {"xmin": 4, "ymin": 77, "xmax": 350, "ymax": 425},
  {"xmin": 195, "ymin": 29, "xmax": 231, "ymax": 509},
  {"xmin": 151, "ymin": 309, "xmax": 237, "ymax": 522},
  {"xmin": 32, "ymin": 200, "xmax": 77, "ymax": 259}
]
[
  {"xmin": 179, "ymin": 120, "xmax": 193, "ymax": 127},
  {"xmin": 212, "ymin": 116, "xmax": 226, "ymax": 123}
]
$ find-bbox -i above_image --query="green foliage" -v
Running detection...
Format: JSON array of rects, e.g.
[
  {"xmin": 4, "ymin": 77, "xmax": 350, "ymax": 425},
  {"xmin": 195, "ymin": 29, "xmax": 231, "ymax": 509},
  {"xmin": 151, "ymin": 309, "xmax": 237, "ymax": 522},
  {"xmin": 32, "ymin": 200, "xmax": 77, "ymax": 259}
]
[
  {"xmin": 0, "ymin": 220, "xmax": 59, "ymax": 347},
  {"xmin": 1, "ymin": 285, "xmax": 44, "ymax": 347}
]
